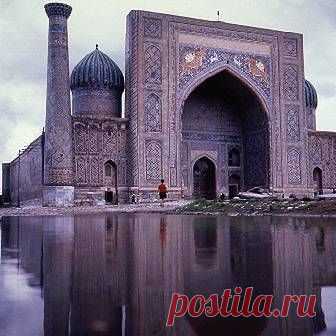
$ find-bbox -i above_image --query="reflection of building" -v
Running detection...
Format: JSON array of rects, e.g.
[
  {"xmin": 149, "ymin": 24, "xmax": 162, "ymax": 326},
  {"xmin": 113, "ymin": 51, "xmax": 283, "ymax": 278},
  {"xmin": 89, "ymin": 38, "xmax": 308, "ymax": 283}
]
[
  {"xmin": 311, "ymin": 222, "xmax": 336, "ymax": 334},
  {"xmin": 71, "ymin": 216, "xmax": 106, "ymax": 334},
  {"xmin": 2, "ymin": 3, "xmax": 336, "ymax": 206},
  {"xmin": 268, "ymin": 218, "xmax": 315, "ymax": 335},
  {"xmin": 127, "ymin": 215, "xmax": 193, "ymax": 335},
  {"xmin": 1, "ymin": 215, "xmax": 336, "ymax": 335}
]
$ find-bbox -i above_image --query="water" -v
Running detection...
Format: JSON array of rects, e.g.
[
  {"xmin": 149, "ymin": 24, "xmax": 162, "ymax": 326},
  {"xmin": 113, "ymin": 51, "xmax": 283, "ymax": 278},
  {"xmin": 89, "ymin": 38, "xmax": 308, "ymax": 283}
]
[{"xmin": 0, "ymin": 214, "xmax": 335, "ymax": 336}]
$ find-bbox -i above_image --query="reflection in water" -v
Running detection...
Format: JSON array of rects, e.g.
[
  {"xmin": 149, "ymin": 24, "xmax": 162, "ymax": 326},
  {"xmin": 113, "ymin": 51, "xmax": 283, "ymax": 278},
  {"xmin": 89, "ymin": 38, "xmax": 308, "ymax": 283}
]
[
  {"xmin": 0, "ymin": 215, "xmax": 335, "ymax": 336},
  {"xmin": 193, "ymin": 218, "xmax": 217, "ymax": 270},
  {"xmin": 319, "ymin": 287, "xmax": 336, "ymax": 335}
]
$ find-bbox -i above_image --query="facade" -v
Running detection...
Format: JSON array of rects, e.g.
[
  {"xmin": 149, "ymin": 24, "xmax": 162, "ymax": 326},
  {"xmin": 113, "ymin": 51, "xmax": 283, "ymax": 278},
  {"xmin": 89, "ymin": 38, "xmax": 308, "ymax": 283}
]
[{"xmin": 2, "ymin": 2, "xmax": 336, "ymax": 206}]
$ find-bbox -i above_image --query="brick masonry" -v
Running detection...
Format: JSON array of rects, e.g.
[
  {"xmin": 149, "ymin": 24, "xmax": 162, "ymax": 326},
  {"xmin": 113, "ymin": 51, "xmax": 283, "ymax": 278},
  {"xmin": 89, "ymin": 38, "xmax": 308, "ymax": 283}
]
[
  {"xmin": 5, "ymin": 136, "xmax": 44, "ymax": 206},
  {"xmin": 125, "ymin": 10, "xmax": 317, "ymax": 200},
  {"xmin": 2, "ymin": 6, "xmax": 336, "ymax": 205}
]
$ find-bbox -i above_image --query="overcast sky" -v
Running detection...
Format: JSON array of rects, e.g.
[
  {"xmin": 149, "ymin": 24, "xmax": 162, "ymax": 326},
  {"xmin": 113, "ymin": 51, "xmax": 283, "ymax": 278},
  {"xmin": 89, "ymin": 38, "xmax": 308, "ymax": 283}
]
[{"xmin": 0, "ymin": 0, "xmax": 336, "ymax": 192}]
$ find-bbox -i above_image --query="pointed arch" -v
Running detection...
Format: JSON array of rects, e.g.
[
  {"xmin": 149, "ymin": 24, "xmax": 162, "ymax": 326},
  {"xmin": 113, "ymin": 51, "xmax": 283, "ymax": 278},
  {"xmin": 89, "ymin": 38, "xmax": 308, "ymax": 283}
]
[
  {"xmin": 180, "ymin": 65, "xmax": 271, "ymax": 197},
  {"xmin": 178, "ymin": 63, "xmax": 270, "ymax": 130},
  {"xmin": 104, "ymin": 160, "xmax": 118, "ymax": 204},
  {"xmin": 313, "ymin": 166, "xmax": 323, "ymax": 196}
]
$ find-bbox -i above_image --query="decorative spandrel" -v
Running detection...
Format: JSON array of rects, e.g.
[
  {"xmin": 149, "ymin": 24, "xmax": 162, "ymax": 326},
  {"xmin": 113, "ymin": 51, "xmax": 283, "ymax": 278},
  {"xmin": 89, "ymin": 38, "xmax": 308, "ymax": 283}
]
[{"xmin": 178, "ymin": 45, "xmax": 272, "ymax": 102}]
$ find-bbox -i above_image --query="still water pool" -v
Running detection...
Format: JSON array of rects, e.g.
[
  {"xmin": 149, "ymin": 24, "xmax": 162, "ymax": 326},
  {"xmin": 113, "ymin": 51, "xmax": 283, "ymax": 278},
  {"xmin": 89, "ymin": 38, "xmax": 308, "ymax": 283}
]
[{"xmin": 0, "ymin": 214, "xmax": 335, "ymax": 336}]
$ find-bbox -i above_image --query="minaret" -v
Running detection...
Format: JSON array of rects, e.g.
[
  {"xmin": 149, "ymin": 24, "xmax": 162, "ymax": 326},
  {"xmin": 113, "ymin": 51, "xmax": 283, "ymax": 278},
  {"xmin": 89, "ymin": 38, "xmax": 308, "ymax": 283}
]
[{"xmin": 43, "ymin": 3, "xmax": 74, "ymax": 206}]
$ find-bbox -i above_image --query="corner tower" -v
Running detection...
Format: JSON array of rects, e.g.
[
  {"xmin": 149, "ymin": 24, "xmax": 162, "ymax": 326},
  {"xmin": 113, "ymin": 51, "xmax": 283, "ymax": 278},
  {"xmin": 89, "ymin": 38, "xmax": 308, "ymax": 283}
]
[{"xmin": 43, "ymin": 3, "xmax": 74, "ymax": 206}]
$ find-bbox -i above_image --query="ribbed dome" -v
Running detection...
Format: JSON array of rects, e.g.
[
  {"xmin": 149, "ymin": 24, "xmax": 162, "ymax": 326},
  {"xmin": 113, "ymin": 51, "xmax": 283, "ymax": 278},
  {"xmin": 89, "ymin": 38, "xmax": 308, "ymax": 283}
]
[
  {"xmin": 70, "ymin": 45, "xmax": 124, "ymax": 91},
  {"xmin": 305, "ymin": 79, "xmax": 318, "ymax": 109}
]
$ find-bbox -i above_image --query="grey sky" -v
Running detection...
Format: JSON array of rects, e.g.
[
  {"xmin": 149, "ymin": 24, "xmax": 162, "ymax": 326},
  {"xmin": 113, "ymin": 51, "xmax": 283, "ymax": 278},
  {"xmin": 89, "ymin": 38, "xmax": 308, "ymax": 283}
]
[{"xmin": 1, "ymin": 0, "xmax": 336, "ymax": 192}]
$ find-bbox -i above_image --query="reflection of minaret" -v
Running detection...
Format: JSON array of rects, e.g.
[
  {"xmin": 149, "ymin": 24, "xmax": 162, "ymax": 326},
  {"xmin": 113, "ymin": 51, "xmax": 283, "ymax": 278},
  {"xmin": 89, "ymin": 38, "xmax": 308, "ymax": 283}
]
[
  {"xmin": 43, "ymin": 3, "xmax": 74, "ymax": 206},
  {"xmin": 43, "ymin": 216, "xmax": 74, "ymax": 336}
]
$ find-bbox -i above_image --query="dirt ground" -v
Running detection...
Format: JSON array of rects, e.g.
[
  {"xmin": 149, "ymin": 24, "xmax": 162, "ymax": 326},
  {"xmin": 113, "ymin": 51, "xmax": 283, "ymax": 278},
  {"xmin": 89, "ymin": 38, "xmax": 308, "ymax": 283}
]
[
  {"xmin": 175, "ymin": 198, "xmax": 336, "ymax": 217},
  {"xmin": 0, "ymin": 201, "xmax": 189, "ymax": 219},
  {"xmin": 1, "ymin": 198, "xmax": 336, "ymax": 219}
]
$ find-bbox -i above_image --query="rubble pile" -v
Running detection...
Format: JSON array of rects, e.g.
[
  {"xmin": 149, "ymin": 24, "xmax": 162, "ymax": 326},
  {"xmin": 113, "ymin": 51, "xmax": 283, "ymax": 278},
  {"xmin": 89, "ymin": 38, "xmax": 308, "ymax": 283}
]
[{"xmin": 176, "ymin": 198, "xmax": 336, "ymax": 216}]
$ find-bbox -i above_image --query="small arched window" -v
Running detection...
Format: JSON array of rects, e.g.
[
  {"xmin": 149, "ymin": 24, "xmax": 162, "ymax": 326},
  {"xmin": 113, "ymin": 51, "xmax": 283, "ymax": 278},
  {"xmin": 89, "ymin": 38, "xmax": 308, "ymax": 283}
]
[
  {"xmin": 105, "ymin": 161, "xmax": 116, "ymax": 177},
  {"xmin": 104, "ymin": 161, "xmax": 117, "ymax": 188},
  {"xmin": 228, "ymin": 148, "xmax": 240, "ymax": 167},
  {"xmin": 105, "ymin": 164, "xmax": 112, "ymax": 177}
]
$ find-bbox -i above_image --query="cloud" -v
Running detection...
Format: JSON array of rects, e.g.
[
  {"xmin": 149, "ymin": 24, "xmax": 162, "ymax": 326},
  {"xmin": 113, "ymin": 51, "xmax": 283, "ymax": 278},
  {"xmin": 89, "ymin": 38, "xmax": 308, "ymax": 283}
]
[{"xmin": 1, "ymin": 0, "xmax": 336, "ymax": 192}]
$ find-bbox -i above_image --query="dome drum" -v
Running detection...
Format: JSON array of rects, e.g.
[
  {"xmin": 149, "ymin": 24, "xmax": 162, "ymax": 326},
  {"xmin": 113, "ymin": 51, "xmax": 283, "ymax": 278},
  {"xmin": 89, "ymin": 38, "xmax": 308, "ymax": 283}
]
[{"xmin": 72, "ymin": 87, "xmax": 122, "ymax": 117}]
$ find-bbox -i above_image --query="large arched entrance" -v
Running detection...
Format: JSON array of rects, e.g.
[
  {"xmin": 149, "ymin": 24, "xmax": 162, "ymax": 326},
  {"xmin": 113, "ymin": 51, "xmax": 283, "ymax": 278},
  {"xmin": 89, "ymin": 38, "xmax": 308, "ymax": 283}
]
[
  {"xmin": 313, "ymin": 167, "xmax": 323, "ymax": 196},
  {"xmin": 181, "ymin": 69, "xmax": 269, "ymax": 198},
  {"xmin": 193, "ymin": 157, "xmax": 216, "ymax": 199}
]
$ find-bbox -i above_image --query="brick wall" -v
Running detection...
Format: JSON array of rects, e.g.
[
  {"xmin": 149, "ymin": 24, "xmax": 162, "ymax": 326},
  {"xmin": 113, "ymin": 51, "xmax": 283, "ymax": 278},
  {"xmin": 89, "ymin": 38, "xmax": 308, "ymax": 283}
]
[
  {"xmin": 8, "ymin": 135, "xmax": 44, "ymax": 205},
  {"xmin": 308, "ymin": 131, "xmax": 336, "ymax": 192}
]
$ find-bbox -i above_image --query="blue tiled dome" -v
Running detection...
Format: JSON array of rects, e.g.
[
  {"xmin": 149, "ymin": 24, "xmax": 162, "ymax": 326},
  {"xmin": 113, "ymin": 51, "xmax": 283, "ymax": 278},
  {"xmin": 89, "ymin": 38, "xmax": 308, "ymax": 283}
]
[
  {"xmin": 304, "ymin": 79, "xmax": 318, "ymax": 109},
  {"xmin": 70, "ymin": 45, "xmax": 124, "ymax": 91}
]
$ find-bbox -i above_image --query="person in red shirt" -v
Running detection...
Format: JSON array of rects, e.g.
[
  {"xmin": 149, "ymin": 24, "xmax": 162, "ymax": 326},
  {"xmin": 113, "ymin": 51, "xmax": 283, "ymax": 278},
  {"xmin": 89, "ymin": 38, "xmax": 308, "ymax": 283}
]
[{"xmin": 158, "ymin": 179, "xmax": 167, "ymax": 207}]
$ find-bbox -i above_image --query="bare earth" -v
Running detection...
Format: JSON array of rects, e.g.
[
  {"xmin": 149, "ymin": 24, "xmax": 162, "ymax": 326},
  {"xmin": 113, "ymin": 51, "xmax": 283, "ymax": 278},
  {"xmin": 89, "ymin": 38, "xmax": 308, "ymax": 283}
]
[
  {"xmin": 175, "ymin": 199, "xmax": 336, "ymax": 217},
  {"xmin": 0, "ymin": 201, "xmax": 190, "ymax": 220},
  {"xmin": 1, "ymin": 199, "xmax": 336, "ymax": 220}
]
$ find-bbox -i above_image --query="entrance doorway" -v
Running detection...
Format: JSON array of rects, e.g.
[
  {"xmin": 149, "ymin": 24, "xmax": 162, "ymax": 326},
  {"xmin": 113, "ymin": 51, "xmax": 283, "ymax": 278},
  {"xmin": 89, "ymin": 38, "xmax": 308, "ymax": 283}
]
[
  {"xmin": 313, "ymin": 167, "xmax": 323, "ymax": 196},
  {"xmin": 193, "ymin": 157, "xmax": 216, "ymax": 199},
  {"xmin": 228, "ymin": 174, "xmax": 241, "ymax": 198},
  {"xmin": 105, "ymin": 190, "xmax": 114, "ymax": 204},
  {"xmin": 104, "ymin": 161, "xmax": 118, "ymax": 204}
]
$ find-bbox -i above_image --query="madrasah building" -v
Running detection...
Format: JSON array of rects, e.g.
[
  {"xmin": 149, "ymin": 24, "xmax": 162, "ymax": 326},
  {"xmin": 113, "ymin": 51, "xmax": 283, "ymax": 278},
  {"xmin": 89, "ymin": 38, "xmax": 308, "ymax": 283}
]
[{"xmin": 1, "ymin": 2, "xmax": 336, "ymax": 206}]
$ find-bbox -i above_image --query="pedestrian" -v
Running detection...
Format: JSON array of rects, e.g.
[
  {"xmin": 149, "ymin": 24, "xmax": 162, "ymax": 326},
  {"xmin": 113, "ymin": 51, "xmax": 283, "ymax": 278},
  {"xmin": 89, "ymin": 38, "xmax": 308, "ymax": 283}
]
[{"xmin": 158, "ymin": 179, "xmax": 167, "ymax": 207}]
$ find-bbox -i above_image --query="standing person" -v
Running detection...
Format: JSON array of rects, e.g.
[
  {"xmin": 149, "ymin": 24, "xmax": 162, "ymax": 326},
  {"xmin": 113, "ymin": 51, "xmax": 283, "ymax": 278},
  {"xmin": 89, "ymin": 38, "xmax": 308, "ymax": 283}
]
[{"xmin": 158, "ymin": 179, "xmax": 167, "ymax": 207}]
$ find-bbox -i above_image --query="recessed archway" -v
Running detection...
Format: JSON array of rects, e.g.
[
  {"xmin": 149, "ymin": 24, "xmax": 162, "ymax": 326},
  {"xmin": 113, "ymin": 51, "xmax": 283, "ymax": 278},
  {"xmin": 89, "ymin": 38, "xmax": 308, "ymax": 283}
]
[
  {"xmin": 104, "ymin": 160, "xmax": 118, "ymax": 204},
  {"xmin": 193, "ymin": 156, "xmax": 216, "ymax": 199},
  {"xmin": 313, "ymin": 167, "xmax": 323, "ymax": 196},
  {"xmin": 181, "ymin": 69, "xmax": 270, "ymax": 198}
]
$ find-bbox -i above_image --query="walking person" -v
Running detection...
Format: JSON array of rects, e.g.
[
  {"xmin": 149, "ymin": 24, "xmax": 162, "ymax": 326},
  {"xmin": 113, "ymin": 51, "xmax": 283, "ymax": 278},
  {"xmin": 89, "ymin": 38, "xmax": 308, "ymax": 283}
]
[{"xmin": 158, "ymin": 179, "xmax": 167, "ymax": 207}]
